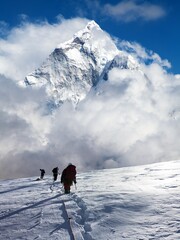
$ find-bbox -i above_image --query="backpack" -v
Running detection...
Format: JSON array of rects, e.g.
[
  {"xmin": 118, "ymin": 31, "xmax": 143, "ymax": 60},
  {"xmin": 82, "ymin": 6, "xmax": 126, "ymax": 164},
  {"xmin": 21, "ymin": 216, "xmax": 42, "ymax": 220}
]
[{"xmin": 52, "ymin": 167, "xmax": 58, "ymax": 174}]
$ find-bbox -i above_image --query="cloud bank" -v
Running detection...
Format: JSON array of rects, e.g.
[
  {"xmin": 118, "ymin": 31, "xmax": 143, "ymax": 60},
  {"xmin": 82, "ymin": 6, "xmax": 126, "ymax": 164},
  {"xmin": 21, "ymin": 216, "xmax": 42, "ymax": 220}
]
[
  {"xmin": 0, "ymin": 17, "xmax": 88, "ymax": 81},
  {"xmin": 103, "ymin": 0, "xmax": 166, "ymax": 22},
  {"xmin": 0, "ymin": 17, "xmax": 179, "ymax": 179}
]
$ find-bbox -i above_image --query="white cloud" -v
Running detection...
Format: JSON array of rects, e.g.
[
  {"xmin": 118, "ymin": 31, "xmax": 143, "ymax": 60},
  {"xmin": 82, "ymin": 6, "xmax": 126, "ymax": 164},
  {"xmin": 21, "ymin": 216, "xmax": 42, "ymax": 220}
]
[
  {"xmin": 0, "ymin": 17, "xmax": 179, "ymax": 179},
  {"xmin": 0, "ymin": 17, "xmax": 89, "ymax": 81},
  {"xmin": 45, "ymin": 62, "xmax": 180, "ymax": 172},
  {"xmin": 103, "ymin": 0, "xmax": 166, "ymax": 22},
  {"xmin": 117, "ymin": 40, "xmax": 171, "ymax": 68}
]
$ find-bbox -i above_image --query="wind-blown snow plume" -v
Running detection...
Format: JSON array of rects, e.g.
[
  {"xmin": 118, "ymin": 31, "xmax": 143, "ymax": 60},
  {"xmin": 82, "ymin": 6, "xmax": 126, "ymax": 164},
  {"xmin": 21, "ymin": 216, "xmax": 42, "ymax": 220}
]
[{"xmin": 0, "ymin": 18, "xmax": 179, "ymax": 179}]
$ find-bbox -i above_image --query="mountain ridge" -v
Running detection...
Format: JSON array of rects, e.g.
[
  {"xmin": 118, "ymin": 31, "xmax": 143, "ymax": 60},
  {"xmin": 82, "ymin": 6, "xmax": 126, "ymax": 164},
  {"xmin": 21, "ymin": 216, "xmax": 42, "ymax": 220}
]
[{"xmin": 24, "ymin": 21, "xmax": 139, "ymax": 108}]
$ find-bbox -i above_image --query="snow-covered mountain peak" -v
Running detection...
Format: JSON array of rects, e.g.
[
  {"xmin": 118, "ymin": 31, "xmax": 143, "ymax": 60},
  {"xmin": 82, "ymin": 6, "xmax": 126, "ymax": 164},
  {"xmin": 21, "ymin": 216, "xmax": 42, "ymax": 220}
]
[
  {"xmin": 72, "ymin": 20, "xmax": 101, "ymax": 41},
  {"xmin": 57, "ymin": 20, "xmax": 118, "ymax": 61},
  {"xmin": 58, "ymin": 20, "xmax": 100, "ymax": 48},
  {"xmin": 24, "ymin": 21, "xmax": 139, "ymax": 109},
  {"xmin": 85, "ymin": 20, "xmax": 100, "ymax": 30}
]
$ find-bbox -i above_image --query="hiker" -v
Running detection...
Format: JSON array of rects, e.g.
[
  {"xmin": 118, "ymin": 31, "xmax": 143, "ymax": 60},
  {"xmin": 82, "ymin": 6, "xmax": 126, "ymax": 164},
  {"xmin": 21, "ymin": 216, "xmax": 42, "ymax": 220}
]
[
  {"xmin": 52, "ymin": 167, "xmax": 59, "ymax": 182},
  {"xmin": 40, "ymin": 169, "xmax": 45, "ymax": 179},
  {"xmin": 61, "ymin": 163, "xmax": 76, "ymax": 194}
]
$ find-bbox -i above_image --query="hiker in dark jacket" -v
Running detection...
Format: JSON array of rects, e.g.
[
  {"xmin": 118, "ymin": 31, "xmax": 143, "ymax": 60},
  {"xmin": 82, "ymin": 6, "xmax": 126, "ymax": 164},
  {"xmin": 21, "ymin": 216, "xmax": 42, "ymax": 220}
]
[
  {"xmin": 52, "ymin": 167, "xmax": 59, "ymax": 182},
  {"xmin": 61, "ymin": 163, "xmax": 76, "ymax": 194},
  {"xmin": 40, "ymin": 169, "xmax": 45, "ymax": 179}
]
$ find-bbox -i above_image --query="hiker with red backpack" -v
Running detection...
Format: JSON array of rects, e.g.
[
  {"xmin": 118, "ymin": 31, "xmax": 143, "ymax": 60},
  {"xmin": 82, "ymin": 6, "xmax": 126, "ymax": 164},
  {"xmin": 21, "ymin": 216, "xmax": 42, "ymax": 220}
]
[{"xmin": 61, "ymin": 163, "xmax": 77, "ymax": 194}]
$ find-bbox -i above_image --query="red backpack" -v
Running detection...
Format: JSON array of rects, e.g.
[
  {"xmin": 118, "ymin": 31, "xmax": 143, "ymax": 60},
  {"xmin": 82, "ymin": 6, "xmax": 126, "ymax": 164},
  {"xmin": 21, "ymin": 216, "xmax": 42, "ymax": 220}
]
[{"xmin": 65, "ymin": 165, "xmax": 76, "ymax": 180}]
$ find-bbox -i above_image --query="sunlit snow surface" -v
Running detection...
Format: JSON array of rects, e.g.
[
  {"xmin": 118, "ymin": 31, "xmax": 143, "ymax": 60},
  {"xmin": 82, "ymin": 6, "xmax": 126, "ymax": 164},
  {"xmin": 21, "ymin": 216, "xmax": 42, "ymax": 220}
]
[{"xmin": 1, "ymin": 160, "xmax": 180, "ymax": 239}]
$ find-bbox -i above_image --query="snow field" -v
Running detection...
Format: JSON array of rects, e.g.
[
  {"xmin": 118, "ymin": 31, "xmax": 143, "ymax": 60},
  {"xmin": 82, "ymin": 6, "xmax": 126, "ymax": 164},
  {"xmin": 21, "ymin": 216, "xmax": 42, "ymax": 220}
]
[{"xmin": 1, "ymin": 160, "xmax": 180, "ymax": 239}]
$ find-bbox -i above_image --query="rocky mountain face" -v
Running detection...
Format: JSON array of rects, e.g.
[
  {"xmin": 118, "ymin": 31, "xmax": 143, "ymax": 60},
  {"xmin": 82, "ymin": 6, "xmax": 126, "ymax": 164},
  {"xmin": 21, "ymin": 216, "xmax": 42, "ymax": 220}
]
[{"xmin": 24, "ymin": 21, "xmax": 139, "ymax": 108}]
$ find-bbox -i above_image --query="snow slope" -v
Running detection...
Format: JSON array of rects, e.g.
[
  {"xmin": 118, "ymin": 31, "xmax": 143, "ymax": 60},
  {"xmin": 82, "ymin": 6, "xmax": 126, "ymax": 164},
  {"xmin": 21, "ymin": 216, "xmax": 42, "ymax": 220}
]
[{"xmin": 1, "ymin": 160, "xmax": 180, "ymax": 239}]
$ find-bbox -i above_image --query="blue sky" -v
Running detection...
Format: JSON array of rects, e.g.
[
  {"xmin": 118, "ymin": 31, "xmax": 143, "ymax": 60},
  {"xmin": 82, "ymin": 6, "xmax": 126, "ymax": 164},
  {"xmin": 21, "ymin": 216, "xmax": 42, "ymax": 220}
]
[{"xmin": 0, "ymin": 0, "xmax": 179, "ymax": 74}]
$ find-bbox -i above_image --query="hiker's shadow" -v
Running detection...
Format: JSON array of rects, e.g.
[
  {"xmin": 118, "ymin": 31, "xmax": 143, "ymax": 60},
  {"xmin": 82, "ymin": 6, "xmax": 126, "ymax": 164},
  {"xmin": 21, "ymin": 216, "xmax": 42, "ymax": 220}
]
[
  {"xmin": 0, "ymin": 184, "xmax": 35, "ymax": 194},
  {"xmin": 0, "ymin": 193, "xmax": 63, "ymax": 220}
]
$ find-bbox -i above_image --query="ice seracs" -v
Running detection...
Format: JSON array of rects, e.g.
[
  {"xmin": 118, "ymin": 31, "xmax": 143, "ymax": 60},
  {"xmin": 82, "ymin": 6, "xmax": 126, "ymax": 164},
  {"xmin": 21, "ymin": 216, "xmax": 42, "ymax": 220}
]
[{"xmin": 24, "ymin": 21, "xmax": 139, "ymax": 109}]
